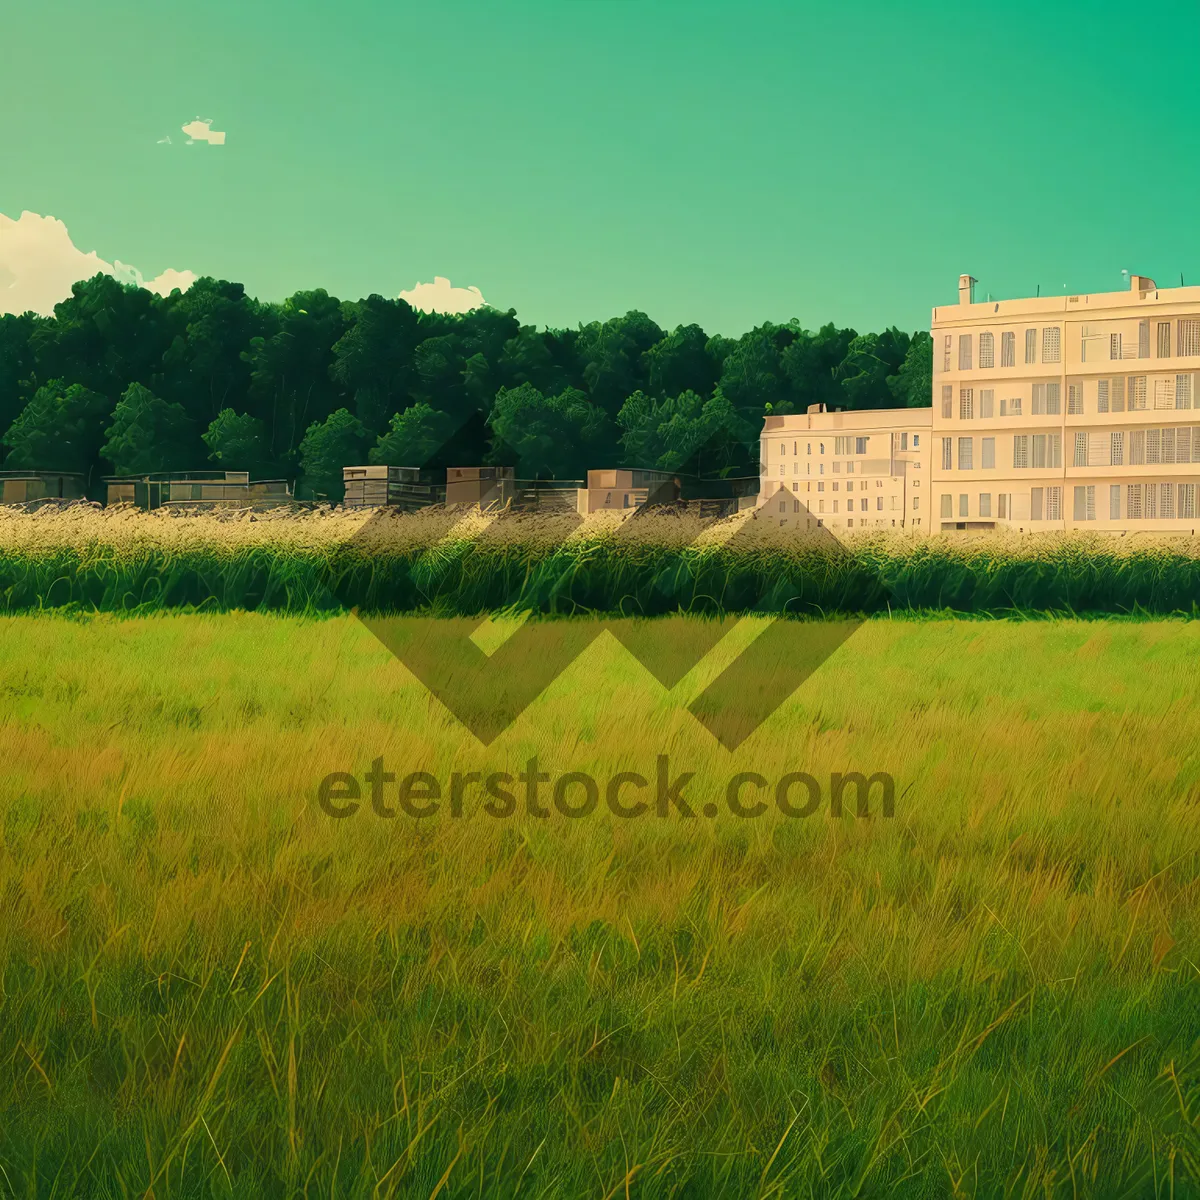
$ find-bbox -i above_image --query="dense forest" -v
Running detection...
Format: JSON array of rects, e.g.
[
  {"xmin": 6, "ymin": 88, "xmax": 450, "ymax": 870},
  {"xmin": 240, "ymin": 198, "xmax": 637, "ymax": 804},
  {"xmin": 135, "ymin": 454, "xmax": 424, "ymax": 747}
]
[{"xmin": 0, "ymin": 274, "xmax": 933, "ymax": 500}]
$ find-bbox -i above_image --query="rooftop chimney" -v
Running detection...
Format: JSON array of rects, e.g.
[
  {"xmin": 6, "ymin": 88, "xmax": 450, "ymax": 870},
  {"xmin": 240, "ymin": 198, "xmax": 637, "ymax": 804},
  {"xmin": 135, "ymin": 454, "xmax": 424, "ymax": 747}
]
[
  {"xmin": 958, "ymin": 274, "xmax": 977, "ymax": 305},
  {"xmin": 1129, "ymin": 274, "xmax": 1156, "ymax": 291}
]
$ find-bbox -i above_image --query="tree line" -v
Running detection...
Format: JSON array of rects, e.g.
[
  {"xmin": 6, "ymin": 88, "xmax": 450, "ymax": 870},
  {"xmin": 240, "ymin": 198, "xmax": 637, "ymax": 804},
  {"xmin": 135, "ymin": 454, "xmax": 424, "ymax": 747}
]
[{"xmin": 0, "ymin": 274, "xmax": 933, "ymax": 500}]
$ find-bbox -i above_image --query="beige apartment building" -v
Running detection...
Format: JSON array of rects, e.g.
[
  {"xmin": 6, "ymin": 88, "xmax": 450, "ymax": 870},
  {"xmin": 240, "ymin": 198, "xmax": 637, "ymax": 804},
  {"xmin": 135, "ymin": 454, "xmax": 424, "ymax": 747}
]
[
  {"xmin": 759, "ymin": 271, "xmax": 1200, "ymax": 535},
  {"xmin": 935, "ymin": 272, "xmax": 1200, "ymax": 532},
  {"xmin": 758, "ymin": 406, "xmax": 931, "ymax": 531}
]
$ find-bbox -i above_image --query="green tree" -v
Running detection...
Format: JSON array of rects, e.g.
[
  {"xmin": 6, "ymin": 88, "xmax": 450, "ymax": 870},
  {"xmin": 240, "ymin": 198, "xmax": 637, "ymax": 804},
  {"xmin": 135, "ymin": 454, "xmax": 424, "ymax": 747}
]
[
  {"xmin": 0, "ymin": 312, "xmax": 45, "ymax": 444},
  {"xmin": 618, "ymin": 387, "xmax": 754, "ymax": 475},
  {"xmin": 298, "ymin": 408, "xmax": 369, "ymax": 501},
  {"xmin": 369, "ymin": 403, "xmax": 457, "ymax": 468},
  {"xmin": 489, "ymin": 384, "xmax": 611, "ymax": 478},
  {"xmin": 2, "ymin": 379, "xmax": 112, "ymax": 477},
  {"xmin": 330, "ymin": 295, "xmax": 421, "ymax": 436},
  {"xmin": 779, "ymin": 322, "xmax": 857, "ymax": 412},
  {"xmin": 837, "ymin": 328, "xmax": 912, "ymax": 411},
  {"xmin": 643, "ymin": 323, "xmax": 719, "ymax": 399},
  {"xmin": 100, "ymin": 383, "xmax": 197, "ymax": 475},
  {"xmin": 576, "ymin": 312, "xmax": 664, "ymax": 418},
  {"xmin": 202, "ymin": 408, "xmax": 272, "ymax": 474},
  {"xmin": 887, "ymin": 330, "xmax": 933, "ymax": 408},
  {"xmin": 243, "ymin": 290, "xmax": 348, "ymax": 465}
]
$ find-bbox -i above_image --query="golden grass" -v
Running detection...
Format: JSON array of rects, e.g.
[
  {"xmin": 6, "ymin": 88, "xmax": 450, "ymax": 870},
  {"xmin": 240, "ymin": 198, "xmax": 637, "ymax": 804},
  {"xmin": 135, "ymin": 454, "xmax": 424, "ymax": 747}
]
[{"xmin": 0, "ymin": 612, "xmax": 1198, "ymax": 1195}]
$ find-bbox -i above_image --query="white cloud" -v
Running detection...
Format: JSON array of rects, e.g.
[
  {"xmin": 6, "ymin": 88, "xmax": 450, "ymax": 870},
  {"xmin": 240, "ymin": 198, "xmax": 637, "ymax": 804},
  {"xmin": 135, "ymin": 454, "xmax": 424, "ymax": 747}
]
[
  {"xmin": 182, "ymin": 119, "xmax": 225, "ymax": 145},
  {"xmin": 0, "ymin": 211, "xmax": 197, "ymax": 316},
  {"xmin": 398, "ymin": 276, "xmax": 486, "ymax": 314}
]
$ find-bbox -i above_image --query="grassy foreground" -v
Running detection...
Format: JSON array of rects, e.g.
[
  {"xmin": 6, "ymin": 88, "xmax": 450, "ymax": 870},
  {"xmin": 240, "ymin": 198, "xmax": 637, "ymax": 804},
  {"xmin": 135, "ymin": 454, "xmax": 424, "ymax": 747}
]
[
  {"xmin": 7, "ymin": 504, "xmax": 1200, "ymax": 617},
  {"xmin": 1, "ymin": 612, "xmax": 1199, "ymax": 1197}
]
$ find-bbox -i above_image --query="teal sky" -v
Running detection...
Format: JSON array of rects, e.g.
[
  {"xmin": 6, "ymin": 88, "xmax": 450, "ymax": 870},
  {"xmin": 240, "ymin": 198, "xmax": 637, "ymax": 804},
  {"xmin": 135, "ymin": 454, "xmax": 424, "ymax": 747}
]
[{"xmin": 4, "ymin": 0, "xmax": 1199, "ymax": 335}]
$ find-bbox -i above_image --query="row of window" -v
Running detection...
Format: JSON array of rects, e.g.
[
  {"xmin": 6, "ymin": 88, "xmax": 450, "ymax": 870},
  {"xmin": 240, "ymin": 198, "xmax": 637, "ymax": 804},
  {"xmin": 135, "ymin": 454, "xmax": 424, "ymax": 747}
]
[
  {"xmin": 778, "ymin": 495, "xmax": 916, "ymax": 514},
  {"xmin": 940, "ymin": 427, "xmax": 1200, "ymax": 472},
  {"xmin": 940, "ymin": 492, "xmax": 1017, "ymax": 519},
  {"xmin": 938, "ymin": 483, "xmax": 1200, "ymax": 522},
  {"xmin": 770, "ymin": 435, "xmax": 918, "ymax": 458},
  {"xmin": 942, "ymin": 384, "xmax": 1065, "ymax": 419},
  {"xmin": 776, "ymin": 459, "xmax": 921, "ymax": 478},
  {"xmin": 943, "ymin": 376, "xmax": 1197, "ymax": 419},
  {"xmin": 1082, "ymin": 320, "xmax": 1200, "ymax": 362},
  {"xmin": 1072, "ymin": 427, "xmax": 1200, "ymax": 467},
  {"xmin": 944, "ymin": 320, "xmax": 1200, "ymax": 373},
  {"xmin": 940, "ymin": 434, "xmax": 1062, "ymax": 470},
  {"xmin": 946, "ymin": 328, "xmax": 1061, "ymax": 371}
]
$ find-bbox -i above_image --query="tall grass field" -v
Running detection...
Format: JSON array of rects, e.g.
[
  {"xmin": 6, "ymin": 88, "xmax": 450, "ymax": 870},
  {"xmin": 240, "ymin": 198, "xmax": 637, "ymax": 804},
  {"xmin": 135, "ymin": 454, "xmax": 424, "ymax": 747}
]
[
  {"xmin": 6, "ymin": 505, "xmax": 1200, "ymax": 616},
  {"xmin": 1, "ymin": 611, "xmax": 1198, "ymax": 1197}
]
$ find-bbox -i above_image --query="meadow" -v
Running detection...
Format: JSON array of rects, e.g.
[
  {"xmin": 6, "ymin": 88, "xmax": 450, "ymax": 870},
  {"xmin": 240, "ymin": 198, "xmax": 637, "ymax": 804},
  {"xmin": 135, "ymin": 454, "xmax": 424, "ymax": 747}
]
[
  {"xmin": 6, "ymin": 504, "xmax": 1200, "ymax": 617},
  {"xmin": 1, "ymin": 610, "xmax": 1198, "ymax": 1197}
]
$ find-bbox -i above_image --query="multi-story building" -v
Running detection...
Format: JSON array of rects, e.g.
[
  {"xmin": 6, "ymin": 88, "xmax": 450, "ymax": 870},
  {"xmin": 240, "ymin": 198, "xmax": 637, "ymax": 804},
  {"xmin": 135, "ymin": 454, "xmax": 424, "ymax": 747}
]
[
  {"xmin": 758, "ymin": 271, "xmax": 1200, "ymax": 535},
  {"xmin": 935, "ymin": 272, "xmax": 1200, "ymax": 532},
  {"xmin": 758, "ymin": 406, "xmax": 931, "ymax": 531}
]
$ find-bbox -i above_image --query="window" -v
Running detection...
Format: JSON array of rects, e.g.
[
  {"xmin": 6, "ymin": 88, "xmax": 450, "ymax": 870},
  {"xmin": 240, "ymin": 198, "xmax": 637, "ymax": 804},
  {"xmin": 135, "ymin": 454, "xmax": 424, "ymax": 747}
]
[
  {"xmin": 913, "ymin": 496, "xmax": 920, "ymax": 510},
  {"xmin": 1129, "ymin": 430, "xmax": 1145, "ymax": 465},
  {"xmin": 1179, "ymin": 427, "xmax": 1194, "ymax": 463},
  {"xmin": 1111, "ymin": 431, "xmax": 1124, "ymax": 465},
  {"xmin": 1111, "ymin": 333, "xmax": 1123, "ymax": 360},
  {"xmin": 1097, "ymin": 379, "xmax": 1109, "ymax": 413},
  {"xmin": 1031, "ymin": 433, "xmax": 1061, "ymax": 468},
  {"xmin": 1161, "ymin": 483, "xmax": 1175, "ymax": 519},
  {"xmin": 1025, "ymin": 328, "xmax": 1037, "ymax": 364},
  {"xmin": 1031, "ymin": 487, "xmax": 1043, "ymax": 520},
  {"xmin": 979, "ymin": 493, "xmax": 992, "ymax": 517},
  {"xmin": 913, "ymin": 435, "xmax": 920, "ymax": 447},
  {"xmin": 1001, "ymin": 331, "xmax": 1016, "ymax": 367},
  {"xmin": 1129, "ymin": 376, "xmax": 1147, "ymax": 410},
  {"xmin": 941, "ymin": 437, "xmax": 953, "ymax": 470},
  {"xmin": 1112, "ymin": 377, "xmax": 1126, "ymax": 412},
  {"xmin": 959, "ymin": 334, "xmax": 973, "ymax": 370},
  {"xmin": 1145, "ymin": 484, "xmax": 1156, "ymax": 519},
  {"xmin": 1181, "ymin": 483, "xmax": 1197, "ymax": 520},
  {"xmin": 940, "ymin": 494, "xmax": 952, "ymax": 518},
  {"xmin": 979, "ymin": 332, "xmax": 995, "ymax": 368},
  {"xmin": 958, "ymin": 437, "xmax": 973, "ymax": 469},
  {"xmin": 1147, "ymin": 428, "xmax": 1161, "ymax": 464},
  {"xmin": 817, "ymin": 481, "xmax": 824, "ymax": 491},
  {"xmin": 959, "ymin": 494, "xmax": 969, "ymax": 517},
  {"xmin": 1127, "ymin": 484, "xmax": 1142, "ymax": 519},
  {"xmin": 1046, "ymin": 382, "xmax": 1061, "ymax": 415},
  {"xmin": 960, "ymin": 388, "xmax": 974, "ymax": 420},
  {"xmin": 1032, "ymin": 383, "xmax": 1046, "ymax": 414},
  {"xmin": 1042, "ymin": 327, "xmax": 1061, "ymax": 363},
  {"xmin": 876, "ymin": 496, "xmax": 883, "ymax": 510},
  {"xmin": 1073, "ymin": 485, "xmax": 1095, "ymax": 521},
  {"xmin": 998, "ymin": 493, "xmax": 1009, "ymax": 519},
  {"xmin": 1073, "ymin": 432, "xmax": 1088, "ymax": 467},
  {"xmin": 834, "ymin": 436, "xmax": 849, "ymax": 454},
  {"xmin": 942, "ymin": 334, "xmax": 952, "ymax": 372},
  {"xmin": 1154, "ymin": 378, "xmax": 1174, "ymax": 410},
  {"xmin": 1013, "ymin": 435, "xmax": 1029, "ymax": 468},
  {"xmin": 1139, "ymin": 319, "xmax": 1150, "ymax": 359},
  {"xmin": 1046, "ymin": 486, "xmax": 1062, "ymax": 521},
  {"xmin": 855, "ymin": 437, "xmax": 868, "ymax": 454},
  {"xmin": 941, "ymin": 385, "xmax": 953, "ymax": 419},
  {"xmin": 1179, "ymin": 319, "xmax": 1200, "ymax": 356},
  {"xmin": 1178, "ymin": 375, "xmax": 1193, "ymax": 409},
  {"xmin": 982, "ymin": 437, "xmax": 995, "ymax": 468},
  {"xmin": 980, "ymin": 389, "xmax": 994, "ymax": 418},
  {"xmin": 1000, "ymin": 396, "xmax": 1022, "ymax": 417},
  {"xmin": 1068, "ymin": 383, "xmax": 1083, "ymax": 415},
  {"xmin": 1110, "ymin": 485, "xmax": 1121, "ymax": 520},
  {"xmin": 1158, "ymin": 322, "xmax": 1172, "ymax": 358}
]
